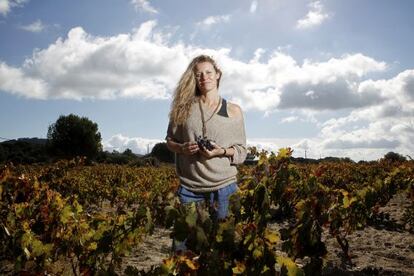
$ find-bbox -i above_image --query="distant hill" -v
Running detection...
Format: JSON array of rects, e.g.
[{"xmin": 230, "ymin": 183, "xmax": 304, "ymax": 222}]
[
  {"xmin": 0, "ymin": 138, "xmax": 150, "ymax": 164},
  {"xmin": 1, "ymin": 137, "xmax": 48, "ymax": 145},
  {"xmin": 0, "ymin": 137, "xmax": 49, "ymax": 164}
]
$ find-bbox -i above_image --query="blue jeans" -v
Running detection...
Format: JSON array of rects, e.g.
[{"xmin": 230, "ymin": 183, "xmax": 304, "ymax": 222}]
[
  {"xmin": 172, "ymin": 182, "xmax": 238, "ymax": 252},
  {"xmin": 177, "ymin": 182, "xmax": 238, "ymax": 220}
]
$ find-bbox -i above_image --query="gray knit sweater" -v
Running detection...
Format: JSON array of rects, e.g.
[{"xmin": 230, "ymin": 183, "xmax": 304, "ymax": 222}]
[{"xmin": 166, "ymin": 99, "xmax": 247, "ymax": 192}]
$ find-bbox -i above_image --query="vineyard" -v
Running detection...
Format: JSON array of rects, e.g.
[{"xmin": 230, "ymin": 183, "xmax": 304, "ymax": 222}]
[{"xmin": 1, "ymin": 150, "xmax": 414, "ymax": 275}]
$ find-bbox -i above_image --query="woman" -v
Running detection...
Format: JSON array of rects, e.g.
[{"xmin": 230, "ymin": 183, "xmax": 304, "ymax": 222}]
[{"xmin": 166, "ymin": 54, "xmax": 247, "ymax": 222}]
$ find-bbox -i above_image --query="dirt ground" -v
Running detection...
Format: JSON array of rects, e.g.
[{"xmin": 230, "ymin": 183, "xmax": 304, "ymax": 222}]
[
  {"xmin": 122, "ymin": 191, "xmax": 414, "ymax": 275},
  {"xmin": 322, "ymin": 191, "xmax": 414, "ymax": 275}
]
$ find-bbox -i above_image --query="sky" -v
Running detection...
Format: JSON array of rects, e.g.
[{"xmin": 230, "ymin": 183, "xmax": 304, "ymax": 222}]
[{"xmin": 0, "ymin": 0, "xmax": 414, "ymax": 161}]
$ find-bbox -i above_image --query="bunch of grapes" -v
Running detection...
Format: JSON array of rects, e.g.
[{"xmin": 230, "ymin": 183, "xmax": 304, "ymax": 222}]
[{"xmin": 196, "ymin": 136, "xmax": 215, "ymax": 151}]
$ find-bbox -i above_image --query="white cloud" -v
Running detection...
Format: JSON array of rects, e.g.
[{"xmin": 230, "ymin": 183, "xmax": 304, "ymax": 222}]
[
  {"xmin": 219, "ymin": 52, "xmax": 386, "ymax": 112},
  {"xmin": 0, "ymin": 21, "xmax": 390, "ymax": 111},
  {"xmin": 0, "ymin": 21, "xmax": 190, "ymax": 100},
  {"xmin": 281, "ymin": 116, "xmax": 299, "ymax": 123},
  {"xmin": 323, "ymin": 137, "xmax": 400, "ymax": 149},
  {"xmin": 247, "ymin": 138, "xmax": 302, "ymax": 153},
  {"xmin": 0, "ymin": 20, "xmax": 392, "ymax": 114},
  {"xmin": 315, "ymin": 75, "xmax": 414, "ymax": 159},
  {"xmin": 249, "ymin": 121, "xmax": 412, "ymax": 160},
  {"xmin": 0, "ymin": 61, "xmax": 47, "ymax": 98},
  {"xmin": 0, "ymin": 0, "xmax": 28, "ymax": 16},
  {"xmin": 197, "ymin": 14, "xmax": 231, "ymax": 29},
  {"xmin": 318, "ymin": 116, "xmax": 414, "ymax": 160},
  {"xmin": 296, "ymin": 1, "xmax": 330, "ymax": 30},
  {"xmin": 247, "ymin": 138, "xmax": 325, "ymax": 160},
  {"xmin": 19, "ymin": 19, "xmax": 45, "ymax": 33},
  {"xmin": 249, "ymin": 48, "xmax": 265, "ymax": 63},
  {"xmin": 250, "ymin": 0, "xmax": 258, "ymax": 13},
  {"xmin": 294, "ymin": 139, "xmax": 312, "ymax": 150},
  {"xmin": 103, "ymin": 134, "xmax": 162, "ymax": 155},
  {"xmin": 130, "ymin": 0, "xmax": 158, "ymax": 14},
  {"xmin": 278, "ymin": 78, "xmax": 383, "ymax": 110},
  {"xmin": 0, "ymin": 20, "xmax": 413, "ymax": 160},
  {"xmin": 250, "ymin": 66, "xmax": 414, "ymax": 160}
]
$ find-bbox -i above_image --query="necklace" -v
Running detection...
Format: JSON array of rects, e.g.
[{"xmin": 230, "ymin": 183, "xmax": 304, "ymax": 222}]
[{"xmin": 199, "ymin": 96, "xmax": 221, "ymax": 137}]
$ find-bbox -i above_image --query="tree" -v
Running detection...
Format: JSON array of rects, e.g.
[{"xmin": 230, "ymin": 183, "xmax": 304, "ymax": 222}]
[
  {"xmin": 151, "ymin": 142, "xmax": 174, "ymax": 163},
  {"xmin": 122, "ymin": 148, "xmax": 136, "ymax": 157},
  {"xmin": 0, "ymin": 145, "xmax": 6, "ymax": 163},
  {"xmin": 47, "ymin": 114, "xmax": 102, "ymax": 159},
  {"xmin": 383, "ymin": 151, "xmax": 406, "ymax": 162}
]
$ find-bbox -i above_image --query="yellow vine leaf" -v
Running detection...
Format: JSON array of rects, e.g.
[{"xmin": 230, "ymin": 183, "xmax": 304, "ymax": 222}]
[
  {"xmin": 232, "ymin": 261, "xmax": 246, "ymax": 274},
  {"xmin": 253, "ymin": 248, "xmax": 263, "ymax": 259},
  {"xmin": 60, "ymin": 205, "xmax": 73, "ymax": 224},
  {"xmin": 341, "ymin": 190, "xmax": 357, "ymax": 208},
  {"xmin": 184, "ymin": 258, "xmax": 198, "ymax": 270},
  {"xmin": 277, "ymin": 147, "xmax": 293, "ymax": 159},
  {"xmin": 162, "ymin": 257, "xmax": 175, "ymax": 273},
  {"xmin": 87, "ymin": 242, "xmax": 97, "ymax": 251},
  {"xmin": 277, "ymin": 256, "xmax": 304, "ymax": 276},
  {"xmin": 264, "ymin": 229, "xmax": 280, "ymax": 245}
]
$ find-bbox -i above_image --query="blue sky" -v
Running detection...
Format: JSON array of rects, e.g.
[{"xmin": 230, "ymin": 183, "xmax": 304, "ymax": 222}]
[{"xmin": 1, "ymin": 0, "xmax": 413, "ymax": 160}]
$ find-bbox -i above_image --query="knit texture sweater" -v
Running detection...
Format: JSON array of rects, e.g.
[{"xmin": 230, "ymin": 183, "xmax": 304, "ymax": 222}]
[{"xmin": 166, "ymin": 98, "xmax": 247, "ymax": 192}]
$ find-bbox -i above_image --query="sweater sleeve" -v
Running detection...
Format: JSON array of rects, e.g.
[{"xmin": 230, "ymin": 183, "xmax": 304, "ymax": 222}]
[
  {"xmin": 166, "ymin": 120, "xmax": 181, "ymax": 142},
  {"xmin": 229, "ymin": 115, "xmax": 247, "ymax": 165}
]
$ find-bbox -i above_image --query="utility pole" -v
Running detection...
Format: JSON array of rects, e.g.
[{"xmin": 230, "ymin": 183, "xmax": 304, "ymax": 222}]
[{"xmin": 305, "ymin": 149, "xmax": 307, "ymax": 159}]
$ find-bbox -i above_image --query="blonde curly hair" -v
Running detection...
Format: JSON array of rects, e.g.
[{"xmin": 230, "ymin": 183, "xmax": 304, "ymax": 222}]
[{"xmin": 169, "ymin": 55, "xmax": 222, "ymax": 126}]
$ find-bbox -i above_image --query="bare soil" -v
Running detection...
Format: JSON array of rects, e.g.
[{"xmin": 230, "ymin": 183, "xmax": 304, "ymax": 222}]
[
  {"xmin": 122, "ymin": 191, "xmax": 414, "ymax": 275},
  {"xmin": 322, "ymin": 191, "xmax": 414, "ymax": 275}
]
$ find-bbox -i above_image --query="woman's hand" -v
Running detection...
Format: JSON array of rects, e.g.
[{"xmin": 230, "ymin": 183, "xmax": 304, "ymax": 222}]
[
  {"xmin": 198, "ymin": 141, "xmax": 223, "ymax": 159},
  {"xmin": 181, "ymin": 141, "xmax": 199, "ymax": 155}
]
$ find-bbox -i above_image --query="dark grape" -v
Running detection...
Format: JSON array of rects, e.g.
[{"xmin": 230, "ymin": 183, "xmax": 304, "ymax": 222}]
[{"xmin": 196, "ymin": 136, "xmax": 215, "ymax": 151}]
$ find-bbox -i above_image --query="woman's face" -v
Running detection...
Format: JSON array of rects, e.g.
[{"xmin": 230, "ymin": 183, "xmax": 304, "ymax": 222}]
[{"xmin": 194, "ymin": 62, "xmax": 220, "ymax": 94}]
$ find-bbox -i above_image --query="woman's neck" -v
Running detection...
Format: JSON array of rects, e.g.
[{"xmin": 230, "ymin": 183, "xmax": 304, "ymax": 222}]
[{"xmin": 199, "ymin": 90, "xmax": 220, "ymax": 106}]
